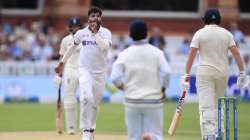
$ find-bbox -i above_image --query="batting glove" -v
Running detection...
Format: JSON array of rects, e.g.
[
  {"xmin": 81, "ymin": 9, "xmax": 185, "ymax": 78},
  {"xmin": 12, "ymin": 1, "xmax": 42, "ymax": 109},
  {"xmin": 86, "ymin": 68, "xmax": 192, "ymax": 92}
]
[
  {"xmin": 237, "ymin": 71, "xmax": 250, "ymax": 89},
  {"xmin": 180, "ymin": 74, "xmax": 190, "ymax": 91},
  {"xmin": 53, "ymin": 75, "xmax": 62, "ymax": 88}
]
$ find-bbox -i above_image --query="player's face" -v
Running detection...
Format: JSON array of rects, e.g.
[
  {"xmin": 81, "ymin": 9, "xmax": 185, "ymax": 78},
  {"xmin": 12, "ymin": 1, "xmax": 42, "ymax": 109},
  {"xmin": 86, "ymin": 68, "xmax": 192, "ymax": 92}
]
[{"xmin": 88, "ymin": 12, "xmax": 101, "ymax": 24}]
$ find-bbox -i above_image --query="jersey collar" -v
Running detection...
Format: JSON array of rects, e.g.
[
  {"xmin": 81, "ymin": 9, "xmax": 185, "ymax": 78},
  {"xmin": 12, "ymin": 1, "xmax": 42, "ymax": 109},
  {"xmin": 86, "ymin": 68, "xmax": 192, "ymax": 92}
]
[
  {"xmin": 205, "ymin": 24, "xmax": 218, "ymax": 28},
  {"xmin": 87, "ymin": 25, "xmax": 103, "ymax": 34},
  {"xmin": 132, "ymin": 39, "xmax": 148, "ymax": 45}
]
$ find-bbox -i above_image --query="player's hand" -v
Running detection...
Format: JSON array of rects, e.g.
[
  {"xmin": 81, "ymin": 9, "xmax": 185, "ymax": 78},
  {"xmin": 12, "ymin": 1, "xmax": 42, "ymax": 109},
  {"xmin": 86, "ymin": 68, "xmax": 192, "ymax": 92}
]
[
  {"xmin": 55, "ymin": 62, "xmax": 64, "ymax": 76},
  {"xmin": 237, "ymin": 71, "xmax": 250, "ymax": 89},
  {"xmin": 89, "ymin": 19, "xmax": 101, "ymax": 34},
  {"xmin": 161, "ymin": 87, "xmax": 166, "ymax": 94},
  {"xmin": 180, "ymin": 74, "xmax": 190, "ymax": 91},
  {"xmin": 53, "ymin": 74, "xmax": 62, "ymax": 88}
]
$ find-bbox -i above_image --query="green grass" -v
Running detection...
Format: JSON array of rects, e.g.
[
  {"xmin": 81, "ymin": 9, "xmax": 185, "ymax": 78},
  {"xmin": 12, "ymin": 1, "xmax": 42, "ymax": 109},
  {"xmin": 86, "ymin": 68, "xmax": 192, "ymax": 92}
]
[{"xmin": 0, "ymin": 102, "xmax": 250, "ymax": 140}]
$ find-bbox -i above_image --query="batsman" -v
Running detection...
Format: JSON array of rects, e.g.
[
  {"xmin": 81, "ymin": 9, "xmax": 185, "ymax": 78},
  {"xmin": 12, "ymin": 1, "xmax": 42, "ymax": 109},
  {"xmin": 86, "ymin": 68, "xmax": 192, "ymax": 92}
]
[
  {"xmin": 54, "ymin": 17, "xmax": 82, "ymax": 134},
  {"xmin": 181, "ymin": 8, "xmax": 249, "ymax": 140}
]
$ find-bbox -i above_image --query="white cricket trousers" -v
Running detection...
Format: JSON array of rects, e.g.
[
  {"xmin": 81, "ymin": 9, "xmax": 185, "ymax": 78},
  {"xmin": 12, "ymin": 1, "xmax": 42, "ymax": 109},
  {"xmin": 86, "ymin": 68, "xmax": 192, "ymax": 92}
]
[
  {"xmin": 78, "ymin": 68, "xmax": 105, "ymax": 131},
  {"xmin": 63, "ymin": 66, "xmax": 79, "ymax": 132},
  {"xmin": 125, "ymin": 105, "xmax": 163, "ymax": 140},
  {"xmin": 196, "ymin": 74, "xmax": 228, "ymax": 138}
]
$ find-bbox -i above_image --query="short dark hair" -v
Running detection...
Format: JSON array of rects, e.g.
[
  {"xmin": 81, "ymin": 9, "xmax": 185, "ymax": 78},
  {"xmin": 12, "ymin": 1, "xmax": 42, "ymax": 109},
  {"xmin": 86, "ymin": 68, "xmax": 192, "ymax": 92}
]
[
  {"xmin": 88, "ymin": 6, "xmax": 102, "ymax": 17},
  {"xmin": 203, "ymin": 8, "xmax": 221, "ymax": 25},
  {"xmin": 129, "ymin": 20, "xmax": 148, "ymax": 41}
]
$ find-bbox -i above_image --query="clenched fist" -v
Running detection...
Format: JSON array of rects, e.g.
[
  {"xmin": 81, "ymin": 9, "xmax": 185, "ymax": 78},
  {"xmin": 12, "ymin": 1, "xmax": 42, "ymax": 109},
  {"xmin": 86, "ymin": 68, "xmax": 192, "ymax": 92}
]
[{"xmin": 89, "ymin": 21, "xmax": 99, "ymax": 34}]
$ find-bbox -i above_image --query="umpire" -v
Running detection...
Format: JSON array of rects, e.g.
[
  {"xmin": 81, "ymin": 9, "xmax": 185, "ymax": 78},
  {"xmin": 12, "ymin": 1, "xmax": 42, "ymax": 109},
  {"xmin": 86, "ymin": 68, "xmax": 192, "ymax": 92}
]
[{"xmin": 111, "ymin": 20, "xmax": 171, "ymax": 140}]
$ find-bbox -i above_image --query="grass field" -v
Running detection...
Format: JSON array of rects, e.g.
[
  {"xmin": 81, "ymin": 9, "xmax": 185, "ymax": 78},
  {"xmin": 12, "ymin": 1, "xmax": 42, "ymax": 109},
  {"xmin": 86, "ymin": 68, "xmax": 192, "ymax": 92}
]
[{"xmin": 0, "ymin": 102, "xmax": 249, "ymax": 140}]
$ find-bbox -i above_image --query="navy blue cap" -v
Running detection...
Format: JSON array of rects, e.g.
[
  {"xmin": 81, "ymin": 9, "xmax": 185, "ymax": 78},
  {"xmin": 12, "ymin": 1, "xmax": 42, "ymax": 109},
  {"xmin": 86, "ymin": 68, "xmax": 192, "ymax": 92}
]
[
  {"xmin": 203, "ymin": 8, "xmax": 221, "ymax": 25},
  {"xmin": 68, "ymin": 17, "xmax": 81, "ymax": 27},
  {"xmin": 129, "ymin": 20, "xmax": 148, "ymax": 41}
]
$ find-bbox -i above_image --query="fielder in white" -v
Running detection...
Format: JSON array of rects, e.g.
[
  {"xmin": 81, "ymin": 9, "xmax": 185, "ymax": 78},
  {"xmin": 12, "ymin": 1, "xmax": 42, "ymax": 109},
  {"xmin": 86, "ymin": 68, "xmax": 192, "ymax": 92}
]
[
  {"xmin": 180, "ymin": 8, "xmax": 249, "ymax": 140},
  {"xmin": 54, "ymin": 17, "xmax": 82, "ymax": 134},
  {"xmin": 55, "ymin": 6, "xmax": 112, "ymax": 140},
  {"xmin": 111, "ymin": 20, "xmax": 171, "ymax": 140}
]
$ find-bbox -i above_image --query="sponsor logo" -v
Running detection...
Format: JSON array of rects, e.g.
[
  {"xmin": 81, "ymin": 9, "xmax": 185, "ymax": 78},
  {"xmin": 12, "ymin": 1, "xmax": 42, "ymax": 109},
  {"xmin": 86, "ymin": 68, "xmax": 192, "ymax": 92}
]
[{"xmin": 82, "ymin": 41, "xmax": 97, "ymax": 46}]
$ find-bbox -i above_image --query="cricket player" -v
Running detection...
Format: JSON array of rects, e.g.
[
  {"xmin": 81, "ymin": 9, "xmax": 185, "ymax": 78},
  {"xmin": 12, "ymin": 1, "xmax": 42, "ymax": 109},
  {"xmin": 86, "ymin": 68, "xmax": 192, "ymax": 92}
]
[
  {"xmin": 55, "ymin": 6, "xmax": 112, "ymax": 140},
  {"xmin": 180, "ymin": 8, "xmax": 250, "ymax": 140},
  {"xmin": 54, "ymin": 17, "xmax": 82, "ymax": 134},
  {"xmin": 111, "ymin": 20, "xmax": 171, "ymax": 140}
]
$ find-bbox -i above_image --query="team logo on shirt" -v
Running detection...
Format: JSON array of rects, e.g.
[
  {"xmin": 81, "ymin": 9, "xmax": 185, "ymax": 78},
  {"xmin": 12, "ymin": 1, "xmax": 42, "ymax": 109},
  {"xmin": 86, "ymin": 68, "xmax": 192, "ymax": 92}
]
[{"xmin": 82, "ymin": 41, "xmax": 97, "ymax": 46}]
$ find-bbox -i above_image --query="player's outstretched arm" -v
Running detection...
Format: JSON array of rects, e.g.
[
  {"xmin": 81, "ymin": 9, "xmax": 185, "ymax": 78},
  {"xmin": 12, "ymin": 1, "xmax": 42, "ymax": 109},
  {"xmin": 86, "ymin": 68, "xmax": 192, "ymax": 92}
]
[
  {"xmin": 55, "ymin": 43, "xmax": 77, "ymax": 75},
  {"xmin": 230, "ymin": 46, "xmax": 244, "ymax": 72},
  {"xmin": 111, "ymin": 59, "xmax": 125, "ymax": 90},
  {"xmin": 159, "ymin": 51, "xmax": 171, "ymax": 88},
  {"xmin": 185, "ymin": 48, "xmax": 197, "ymax": 74},
  {"xmin": 230, "ymin": 45, "xmax": 250, "ymax": 88}
]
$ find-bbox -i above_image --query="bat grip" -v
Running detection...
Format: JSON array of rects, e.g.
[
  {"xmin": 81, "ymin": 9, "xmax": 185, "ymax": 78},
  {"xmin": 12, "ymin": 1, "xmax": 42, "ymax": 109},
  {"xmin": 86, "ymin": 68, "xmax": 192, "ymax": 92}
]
[{"xmin": 185, "ymin": 75, "xmax": 190, "ymax": 82}]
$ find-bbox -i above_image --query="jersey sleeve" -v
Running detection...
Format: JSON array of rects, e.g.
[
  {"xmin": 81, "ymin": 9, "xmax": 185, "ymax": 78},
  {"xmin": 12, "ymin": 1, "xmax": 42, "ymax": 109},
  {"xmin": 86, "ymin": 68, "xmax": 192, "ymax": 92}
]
[
  {"xmin": 159, "ymin": 51, "xmax": 171, "ymax": 88},
  {"xmin": 59, "ymin": 38, "xmax": 67, "ymax": 55},
  {"xmin": 228, "ymin": 32, "xmax": 236, "ymax": 47},
  {"xmin": 74, "ymin": 31, "xmax": 82, "ymax": 45},
  {"xmin": 190, "ymin": 31, "xmax": 200, "ymax": 48},
  {"xmin": 102, "ymin": 29, "xmax": 112, "ymax": 46},
  {"xmin": 110, "ymin": 53, "xmax": 125, "ymax": 87}
]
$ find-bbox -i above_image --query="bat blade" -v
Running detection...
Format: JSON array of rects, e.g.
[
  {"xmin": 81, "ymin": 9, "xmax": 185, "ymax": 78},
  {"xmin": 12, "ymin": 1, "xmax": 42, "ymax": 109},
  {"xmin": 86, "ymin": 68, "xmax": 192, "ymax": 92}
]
[
  {"xmin": 168, "ymin": 111, "xmax": 181, "ymax": 136},
  {"xmin": 168, "ymin": 91, "xmax": 186, "ymax": 136},
  {"xmin": 56, "ymin": 84, "xmax": 63, "ymax": 134}
]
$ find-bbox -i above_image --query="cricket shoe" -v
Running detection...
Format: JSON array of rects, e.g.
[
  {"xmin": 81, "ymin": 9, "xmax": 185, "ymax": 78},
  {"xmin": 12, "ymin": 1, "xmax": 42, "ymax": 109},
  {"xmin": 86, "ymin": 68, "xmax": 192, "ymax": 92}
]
[
  {"xmin": 82, "ymin": 131, "xmax": 94, "ymax": 140},
  {"xmin": 67, "ymin": 126, "xmax": 76, "ymax": 135},
  {"xmin": 203, "ymin": 135, "xmax": 216, "ymax": 140},
  {"xmin": 67, "ymin": 130, "xmax": 75, "ymax": 135}
]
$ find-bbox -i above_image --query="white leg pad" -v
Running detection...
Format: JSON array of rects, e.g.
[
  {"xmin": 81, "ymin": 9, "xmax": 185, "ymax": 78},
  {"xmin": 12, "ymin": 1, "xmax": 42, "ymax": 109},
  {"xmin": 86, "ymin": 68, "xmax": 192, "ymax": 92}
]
[{"xmin": 200, "ymin": 109, "xmax": 216, "ymax": 137}]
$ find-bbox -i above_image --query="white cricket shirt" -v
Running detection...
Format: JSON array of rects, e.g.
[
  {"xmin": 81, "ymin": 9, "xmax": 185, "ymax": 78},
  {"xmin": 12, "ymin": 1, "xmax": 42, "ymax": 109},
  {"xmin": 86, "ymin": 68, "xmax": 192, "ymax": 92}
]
[
  {"xmin": 74, "ymin": 26, "xmax": 112, "ymax": 74},
  {"xmin": 111, "ymin": 42, "xmax": 171, "ymax": 101},
  {"xmin": 190, "ymin": 24, "xmax": 236, "ymax": 76}
]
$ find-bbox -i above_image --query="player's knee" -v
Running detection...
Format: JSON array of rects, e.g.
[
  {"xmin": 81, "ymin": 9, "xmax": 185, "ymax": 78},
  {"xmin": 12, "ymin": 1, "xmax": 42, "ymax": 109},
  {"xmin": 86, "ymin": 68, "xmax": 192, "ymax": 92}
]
[
  {"xmin": 200, "ymin": 108, "xmax": 216, "ymax": 121},
  {"xmin": 64, "ymin": 94, "xmax": 77, "ymax": 109},
  {"xmin": 64, "ymin": 101, "xmax": 77, "ymax": 109},
  {"xmin": 64, "ymin": 93, "xmax": 77, "ymax": 101},
  {"xmin": 80, "ymin": 91, "xmax": 95, "ymax": 106},
  {"xmin": 64, "ymin": 86, "xmax": 76, "ymax": 94}
]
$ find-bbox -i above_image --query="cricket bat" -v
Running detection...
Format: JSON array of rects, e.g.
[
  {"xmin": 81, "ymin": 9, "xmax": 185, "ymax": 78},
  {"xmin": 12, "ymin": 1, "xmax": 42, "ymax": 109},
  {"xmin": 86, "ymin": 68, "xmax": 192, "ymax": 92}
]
[
  {"xmin": 168, "ymin": 90, "xmax": 187, "ymax": 136},
  {"xmin": 56, "ymin": 83, "xmax": 63, "ymax": 134}
]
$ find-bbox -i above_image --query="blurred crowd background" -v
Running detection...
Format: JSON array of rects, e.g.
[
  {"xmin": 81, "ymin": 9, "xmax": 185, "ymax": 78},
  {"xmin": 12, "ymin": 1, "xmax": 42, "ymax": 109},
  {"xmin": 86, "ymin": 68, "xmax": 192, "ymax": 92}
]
[
  {"xmin": 1, "ymin": 18, "xmax": 250, "ymax": 75},
  {"xmin": 1, "ymin": 0, "xmax": 250, "ymax": 102}
]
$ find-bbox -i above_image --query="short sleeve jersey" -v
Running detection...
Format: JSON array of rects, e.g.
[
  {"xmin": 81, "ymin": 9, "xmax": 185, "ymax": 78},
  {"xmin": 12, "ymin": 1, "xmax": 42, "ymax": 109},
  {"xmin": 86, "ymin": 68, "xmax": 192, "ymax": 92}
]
[
  {"xmin": 190, "ymin": 24, "xmax": 236, "ymax": 75},
  {"xmin": 74, "ymin": 26, "xmax": 112, "ymax": 73},
  {"xmin": 59, "ymin": 34, "xmax": 80, "ymax": 68}
]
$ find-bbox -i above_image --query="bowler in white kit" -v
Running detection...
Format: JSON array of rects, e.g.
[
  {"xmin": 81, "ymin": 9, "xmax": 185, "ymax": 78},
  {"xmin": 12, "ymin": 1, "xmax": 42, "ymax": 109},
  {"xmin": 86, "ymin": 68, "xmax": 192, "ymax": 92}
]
[{"xmin": 55, "ymin": 6, "xmax": 112, "ymax": 140}]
